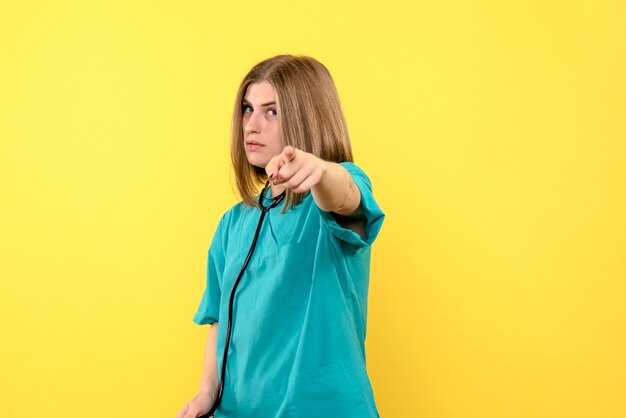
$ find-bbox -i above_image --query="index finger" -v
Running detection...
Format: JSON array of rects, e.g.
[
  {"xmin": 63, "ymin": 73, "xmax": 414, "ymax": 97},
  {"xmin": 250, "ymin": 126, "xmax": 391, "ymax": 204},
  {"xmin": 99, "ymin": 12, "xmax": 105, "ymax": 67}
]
[{"xmin": 282, "ymin": 145, "xmax": 297, "ymax": 162}]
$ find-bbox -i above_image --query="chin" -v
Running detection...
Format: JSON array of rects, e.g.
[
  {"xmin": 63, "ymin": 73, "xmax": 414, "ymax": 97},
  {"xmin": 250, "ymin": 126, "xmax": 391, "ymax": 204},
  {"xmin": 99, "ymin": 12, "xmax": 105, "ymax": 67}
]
[{"xmin": 246, "ymin": 156, "xmax": 267, "ymax": 170}]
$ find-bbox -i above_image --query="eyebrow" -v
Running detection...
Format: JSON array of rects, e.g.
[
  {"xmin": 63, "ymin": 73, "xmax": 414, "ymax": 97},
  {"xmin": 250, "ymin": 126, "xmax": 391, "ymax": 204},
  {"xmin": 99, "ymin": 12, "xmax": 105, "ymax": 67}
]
[{"xmin": 242, "ymin": 99, "xmax": 276, "ymax": 107}]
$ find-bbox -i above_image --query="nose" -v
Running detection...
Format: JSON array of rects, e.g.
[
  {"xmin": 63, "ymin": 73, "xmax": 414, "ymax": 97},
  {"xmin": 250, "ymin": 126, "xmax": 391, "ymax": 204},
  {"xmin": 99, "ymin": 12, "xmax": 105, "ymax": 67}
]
[{"xmin": 244, "ymin": 110, "xmax": 262, "ymax": 135}]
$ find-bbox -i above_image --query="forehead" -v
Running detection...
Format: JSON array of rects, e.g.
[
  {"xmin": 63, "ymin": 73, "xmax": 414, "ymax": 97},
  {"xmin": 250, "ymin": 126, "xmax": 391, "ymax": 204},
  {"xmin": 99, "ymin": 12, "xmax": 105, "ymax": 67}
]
[{"xmin": 243, "ymin": 80, "xmax": 276, "ymax": 104}]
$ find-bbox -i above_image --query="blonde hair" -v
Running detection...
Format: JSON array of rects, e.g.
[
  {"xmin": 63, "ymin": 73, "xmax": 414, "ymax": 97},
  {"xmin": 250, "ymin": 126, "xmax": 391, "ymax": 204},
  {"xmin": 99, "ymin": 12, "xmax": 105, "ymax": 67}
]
[{"xmin": 230, "ymin": 55, "xmax": 353, "ymax": 210}]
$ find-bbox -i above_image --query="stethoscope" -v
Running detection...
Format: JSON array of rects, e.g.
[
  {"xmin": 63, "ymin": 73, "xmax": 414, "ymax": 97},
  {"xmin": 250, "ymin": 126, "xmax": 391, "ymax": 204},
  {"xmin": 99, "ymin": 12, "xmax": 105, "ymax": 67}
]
[{"xmin": 200, "ymin": 181, "xmax": 285, "ymax": 418}]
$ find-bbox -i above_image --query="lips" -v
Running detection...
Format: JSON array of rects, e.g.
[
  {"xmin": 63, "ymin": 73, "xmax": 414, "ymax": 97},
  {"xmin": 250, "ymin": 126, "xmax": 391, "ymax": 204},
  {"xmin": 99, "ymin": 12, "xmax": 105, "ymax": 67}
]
[{"xmin": 245, "ymin": 139, "xmax": 264, "ymax": 152}]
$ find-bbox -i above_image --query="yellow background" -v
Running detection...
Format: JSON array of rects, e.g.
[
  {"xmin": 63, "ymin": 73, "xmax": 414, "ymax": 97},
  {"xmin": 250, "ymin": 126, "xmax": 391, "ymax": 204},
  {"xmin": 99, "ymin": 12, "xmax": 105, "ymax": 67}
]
[{"xmin": 1, "ymin": 1, "xmax": 624, "ymax": 417}]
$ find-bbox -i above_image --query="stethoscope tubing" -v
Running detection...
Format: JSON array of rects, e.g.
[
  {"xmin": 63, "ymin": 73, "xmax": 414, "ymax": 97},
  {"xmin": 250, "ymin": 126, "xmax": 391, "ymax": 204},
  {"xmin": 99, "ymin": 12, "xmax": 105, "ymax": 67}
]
[{"xmin": 199, "ymin": 182, "xmax": 285, "ymax": 418}]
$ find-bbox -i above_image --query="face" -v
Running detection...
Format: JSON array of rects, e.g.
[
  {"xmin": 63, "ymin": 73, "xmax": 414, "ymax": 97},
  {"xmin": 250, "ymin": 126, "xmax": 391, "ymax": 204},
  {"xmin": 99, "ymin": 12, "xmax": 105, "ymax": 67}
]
[{"xmin": 242, "ymin": 81, "xmax": 283, "ymax": 169}]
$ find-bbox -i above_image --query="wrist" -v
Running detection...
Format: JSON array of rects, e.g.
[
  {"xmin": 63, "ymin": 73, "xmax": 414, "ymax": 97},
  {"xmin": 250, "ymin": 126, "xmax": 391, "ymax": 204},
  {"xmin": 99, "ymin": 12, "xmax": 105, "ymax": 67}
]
[
  {"xmin": 198, "ymin": 383, "xmax": 217, "ymax": 396},
  {"xmin": 318, "ymin": 158, "xmax": 329, "ymax": 180}
]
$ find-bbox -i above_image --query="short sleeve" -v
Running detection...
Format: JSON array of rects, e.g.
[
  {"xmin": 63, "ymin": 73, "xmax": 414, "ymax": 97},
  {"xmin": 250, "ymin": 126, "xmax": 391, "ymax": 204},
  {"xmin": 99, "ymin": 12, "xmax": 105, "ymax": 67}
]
[
  {"xmin": 192, "ymin": 216, "xmax": 225, "ymax": 325},
  {"xmin": 318, "ymin": 162, "xmax": 385, "ymax": 248}
]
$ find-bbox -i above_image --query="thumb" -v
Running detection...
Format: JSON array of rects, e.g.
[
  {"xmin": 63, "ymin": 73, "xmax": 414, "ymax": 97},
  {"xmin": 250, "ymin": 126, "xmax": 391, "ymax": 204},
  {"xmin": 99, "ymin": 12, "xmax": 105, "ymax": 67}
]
[
  {"xmin": 176, "ymin": 403, "xmax": 189, "ymax": 418},
  {"xmin": 183, "ymin": 406, "xmax": 198, "ymax": 418}
]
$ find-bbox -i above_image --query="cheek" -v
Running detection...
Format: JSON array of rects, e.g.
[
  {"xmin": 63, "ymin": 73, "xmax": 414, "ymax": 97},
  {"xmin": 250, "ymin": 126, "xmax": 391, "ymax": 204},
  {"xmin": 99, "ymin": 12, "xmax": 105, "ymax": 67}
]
[{"xmin": 269, "ymin": 125, "xmax": 283, "ymax": 148}]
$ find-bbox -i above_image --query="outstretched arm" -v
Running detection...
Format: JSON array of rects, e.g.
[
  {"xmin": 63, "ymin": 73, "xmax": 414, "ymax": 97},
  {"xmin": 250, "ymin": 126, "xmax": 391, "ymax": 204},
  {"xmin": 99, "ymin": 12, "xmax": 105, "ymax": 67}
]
[{"xmin": 265, "ymin": 146, "xmax": 362, "ymax": 217}]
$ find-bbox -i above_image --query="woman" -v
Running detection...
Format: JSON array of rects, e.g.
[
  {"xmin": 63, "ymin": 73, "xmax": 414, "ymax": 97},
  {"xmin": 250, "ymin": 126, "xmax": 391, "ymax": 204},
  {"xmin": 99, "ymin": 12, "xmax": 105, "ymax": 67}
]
[{"xmin": 177, "ymin": 55, "xmax": 384, "ymax": 418}]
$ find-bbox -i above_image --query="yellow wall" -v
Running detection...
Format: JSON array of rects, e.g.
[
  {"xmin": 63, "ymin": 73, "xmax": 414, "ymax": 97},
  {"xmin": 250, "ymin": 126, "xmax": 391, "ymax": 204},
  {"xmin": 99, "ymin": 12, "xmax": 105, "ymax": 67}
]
[{"xmin": 1, "ymin": 1, "xmax": 624, "ymax": 417}]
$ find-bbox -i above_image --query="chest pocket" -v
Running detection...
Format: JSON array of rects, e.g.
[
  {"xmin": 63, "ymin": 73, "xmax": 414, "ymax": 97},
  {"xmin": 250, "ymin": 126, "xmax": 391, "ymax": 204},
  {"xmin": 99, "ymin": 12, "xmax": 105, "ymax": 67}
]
[{"xmin": 271, "ymin": 239, "xmax": 316, "ymax": 309}]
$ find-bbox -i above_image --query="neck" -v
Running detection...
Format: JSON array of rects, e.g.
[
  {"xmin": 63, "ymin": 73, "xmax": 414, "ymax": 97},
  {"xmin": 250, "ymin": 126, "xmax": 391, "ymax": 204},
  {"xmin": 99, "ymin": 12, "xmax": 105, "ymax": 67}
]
[{"xmin": 270, "ymin": 184, "xmax": 286, "ymax": 198}]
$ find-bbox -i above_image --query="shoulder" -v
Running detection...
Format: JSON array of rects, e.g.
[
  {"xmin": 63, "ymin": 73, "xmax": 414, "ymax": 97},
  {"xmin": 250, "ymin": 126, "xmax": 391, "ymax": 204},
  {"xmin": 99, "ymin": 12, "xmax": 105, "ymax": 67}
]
[
  {"xmin": 220, "ymin": 200, "xmax": 256, "ymax": 224},
  {"xmin": 210, "ymin": 201, "xmax": 255, "ymax": 241},
  {"xmin": 209, "ymin": 200, "xmax": 255, "ymax": 254},
  {"xmin": 338, "ymin": 161, "xmax": 365, "ymax": 174},
  {"xmin": 338, "ymin": 162, "xmax": 373, "ymax": 187},
  {"xmin": 337, "ymin": 162, "xmax": 376, "ymax": 200}
]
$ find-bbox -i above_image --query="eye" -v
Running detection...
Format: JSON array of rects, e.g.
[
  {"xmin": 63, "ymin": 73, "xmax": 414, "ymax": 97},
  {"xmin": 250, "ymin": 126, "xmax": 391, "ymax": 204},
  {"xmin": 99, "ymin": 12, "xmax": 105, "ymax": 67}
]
[
  {"xmin": 268, "ymin": 108, "xmax": 278, "ymax": 116},
  {"xmin": 242, "ymin": 104, "xmax": 253, "ymax": 113}
]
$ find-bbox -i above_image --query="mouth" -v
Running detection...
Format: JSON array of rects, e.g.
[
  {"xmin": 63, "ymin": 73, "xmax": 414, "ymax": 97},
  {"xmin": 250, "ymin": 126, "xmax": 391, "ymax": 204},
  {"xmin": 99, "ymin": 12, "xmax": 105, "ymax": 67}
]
[{"xmin": 245, "ymin": 140, "xmax": 264, "ymax": 152}]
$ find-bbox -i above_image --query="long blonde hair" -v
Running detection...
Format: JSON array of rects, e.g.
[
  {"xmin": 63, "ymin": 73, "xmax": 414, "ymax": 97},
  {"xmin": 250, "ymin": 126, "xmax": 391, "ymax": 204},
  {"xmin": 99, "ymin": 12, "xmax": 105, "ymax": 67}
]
[{"xmin": 231, "ymin": 55, "xmax": 353, "ymax": 210}]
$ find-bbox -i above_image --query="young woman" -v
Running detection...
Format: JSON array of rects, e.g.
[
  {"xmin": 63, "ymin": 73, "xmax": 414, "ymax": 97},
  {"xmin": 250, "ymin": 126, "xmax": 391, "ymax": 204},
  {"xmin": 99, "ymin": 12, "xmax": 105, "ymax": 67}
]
[{"xmin": 177, "ymin": 55, "xmax": 384, "ymax": 418}]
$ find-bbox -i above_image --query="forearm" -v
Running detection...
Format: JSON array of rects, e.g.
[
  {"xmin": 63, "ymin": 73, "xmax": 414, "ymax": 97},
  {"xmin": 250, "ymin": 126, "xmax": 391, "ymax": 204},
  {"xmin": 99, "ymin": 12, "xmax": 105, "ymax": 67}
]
[
  {"xmin": 311, "ymin": 162, "xmax": 362, "ymax": 216},
  {"xmin": 198, "ymin": 322, "xmax": 219, "ymax": 395}
]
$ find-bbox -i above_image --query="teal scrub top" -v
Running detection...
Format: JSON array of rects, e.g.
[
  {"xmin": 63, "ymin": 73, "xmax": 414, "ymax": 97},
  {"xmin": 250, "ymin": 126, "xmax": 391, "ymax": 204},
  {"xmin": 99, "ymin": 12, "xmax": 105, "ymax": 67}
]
[{"xmin": 193, "ymin": 162, "xmax": 385, "ymax": 418}]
